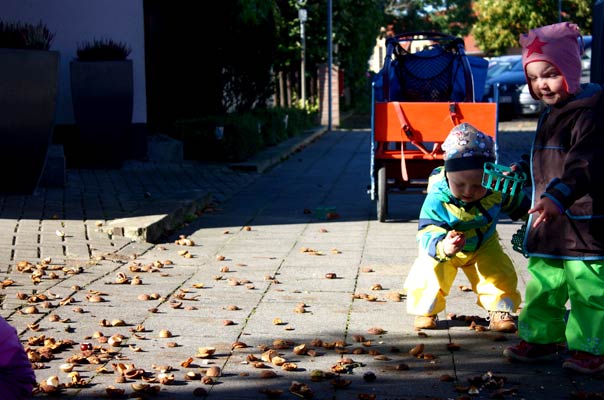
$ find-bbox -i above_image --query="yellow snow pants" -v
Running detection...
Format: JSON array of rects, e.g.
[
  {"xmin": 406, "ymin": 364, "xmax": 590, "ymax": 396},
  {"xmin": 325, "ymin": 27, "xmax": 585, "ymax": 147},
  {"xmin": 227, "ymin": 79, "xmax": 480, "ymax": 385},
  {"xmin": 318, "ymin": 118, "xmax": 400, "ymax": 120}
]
[{"xmin": 404, "ymin": 232, "xmax": 521, "ymax": 316}]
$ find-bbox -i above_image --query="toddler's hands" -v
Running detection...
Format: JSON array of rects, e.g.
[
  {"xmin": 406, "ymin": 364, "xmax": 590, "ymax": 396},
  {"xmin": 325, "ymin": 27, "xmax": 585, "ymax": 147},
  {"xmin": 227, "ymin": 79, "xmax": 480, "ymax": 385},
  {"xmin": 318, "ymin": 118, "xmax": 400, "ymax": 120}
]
[{"xmin": 443, "ymin": 230, "xmax": 466, "ymax": 257}]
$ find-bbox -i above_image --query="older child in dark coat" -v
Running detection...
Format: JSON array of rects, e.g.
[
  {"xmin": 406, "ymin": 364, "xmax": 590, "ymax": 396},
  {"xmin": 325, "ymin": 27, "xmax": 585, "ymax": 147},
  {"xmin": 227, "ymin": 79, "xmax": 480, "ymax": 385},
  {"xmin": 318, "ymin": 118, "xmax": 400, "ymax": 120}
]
[{"xmin": 504, "ymin": 22, "xmax": 604, "ymax": 374}]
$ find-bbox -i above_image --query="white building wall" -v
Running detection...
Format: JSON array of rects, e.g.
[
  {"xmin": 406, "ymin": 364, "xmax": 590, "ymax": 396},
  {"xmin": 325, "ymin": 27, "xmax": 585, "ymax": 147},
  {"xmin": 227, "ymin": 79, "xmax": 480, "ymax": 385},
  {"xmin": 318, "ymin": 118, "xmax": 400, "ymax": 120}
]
[{"xmin": 2, "ymin": 0, "xmax": 146, "ymax": 124}]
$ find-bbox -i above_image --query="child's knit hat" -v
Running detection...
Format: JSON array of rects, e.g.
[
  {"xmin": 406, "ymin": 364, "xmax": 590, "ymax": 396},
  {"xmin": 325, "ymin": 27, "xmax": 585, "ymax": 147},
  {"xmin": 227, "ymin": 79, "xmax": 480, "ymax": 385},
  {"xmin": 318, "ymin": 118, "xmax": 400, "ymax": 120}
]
[
  {"xmin": 442, "ymin": 123, "xmax": 495, "ymax": 172},
  {"xmin": 519, "ymin": 22, "xmax": 582, "ymax": 99}
]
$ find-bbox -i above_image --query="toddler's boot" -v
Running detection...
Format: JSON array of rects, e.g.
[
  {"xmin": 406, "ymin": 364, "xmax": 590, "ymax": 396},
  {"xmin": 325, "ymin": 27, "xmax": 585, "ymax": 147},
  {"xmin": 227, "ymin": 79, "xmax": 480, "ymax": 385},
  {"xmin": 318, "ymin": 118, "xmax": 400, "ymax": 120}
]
[
  {"xmin": 562, "ymin": 351, "xmax": 604, "ymax": 374},
  {"xmin": 414, "ymin": 315, "xmax": 437, "ymax": 329},
  {"xmin": 503, "ymin": 340, "xmax": 559, "ymax": 362},
  {"xmin": 488, "ymin": 311, "xmax": 516, "ymax": 333}
]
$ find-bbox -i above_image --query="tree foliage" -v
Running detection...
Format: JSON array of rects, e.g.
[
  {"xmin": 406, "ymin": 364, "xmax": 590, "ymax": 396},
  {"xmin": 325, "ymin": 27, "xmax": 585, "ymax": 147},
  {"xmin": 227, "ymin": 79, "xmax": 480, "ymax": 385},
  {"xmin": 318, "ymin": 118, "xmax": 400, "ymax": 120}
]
[
  {"xmin": 190, "ymin": 0, "xmax": 597, "ymax": 121},
  {"xmin": 384, "ymin": 0, "xmax": 477, "ymax": 36},
  {"xmin": 272, "ymin": 0, "xmax": 386, "ymax": 110},
  {"xmin": 473, "ymin": 0, "xmax": 593, "ymax": 55},
  {"xmin": 271, "ymin": 0, "xmax": 302, "ymax": 71},
  {"xmin": 220, "ymin": 0, "xmax": 278, "ymax": 112},
  {"xmin": 326, "ymin": 0, "xmax": 387, "ymax": 107}
]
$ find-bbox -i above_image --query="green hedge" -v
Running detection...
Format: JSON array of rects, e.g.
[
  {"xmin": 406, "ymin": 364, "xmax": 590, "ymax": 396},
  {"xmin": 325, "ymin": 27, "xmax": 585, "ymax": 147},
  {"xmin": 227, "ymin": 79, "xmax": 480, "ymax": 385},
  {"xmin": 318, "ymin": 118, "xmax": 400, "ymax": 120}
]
[
  {"xmin": 171, "ymin": 116, "xmax": 223, "ymax": 161},
  {"xmin": 253, "ymin": 108, "xmax": 288, "ymax": 146},
  {"xmin": 170, "ymin": 108, "xmax": 317, "ymax": 162}
]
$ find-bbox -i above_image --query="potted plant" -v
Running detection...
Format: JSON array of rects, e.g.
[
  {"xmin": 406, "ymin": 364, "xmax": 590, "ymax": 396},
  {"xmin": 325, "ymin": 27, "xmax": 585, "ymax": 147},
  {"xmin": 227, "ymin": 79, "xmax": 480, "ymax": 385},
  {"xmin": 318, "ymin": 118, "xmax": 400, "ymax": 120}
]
[
  {"xmin": 69, "ymin": 38, "xmax": 133, "ymax": 168},
  {"xmin": 0, "ymin": 20, "xmax": 58, "ymax": 194}
]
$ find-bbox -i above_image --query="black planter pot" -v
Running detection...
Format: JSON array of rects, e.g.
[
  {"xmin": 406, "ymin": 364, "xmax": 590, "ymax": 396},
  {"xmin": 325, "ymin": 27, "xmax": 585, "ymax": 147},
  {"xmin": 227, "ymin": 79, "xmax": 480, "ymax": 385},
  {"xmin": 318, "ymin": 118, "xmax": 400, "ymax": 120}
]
[
  {"xmin": 0, "ymin": 49, "xmax": 59, "ymax": 194},
  {"xmin": 70, "ymin": 60, "xmax": 133, "ymax": 168}
]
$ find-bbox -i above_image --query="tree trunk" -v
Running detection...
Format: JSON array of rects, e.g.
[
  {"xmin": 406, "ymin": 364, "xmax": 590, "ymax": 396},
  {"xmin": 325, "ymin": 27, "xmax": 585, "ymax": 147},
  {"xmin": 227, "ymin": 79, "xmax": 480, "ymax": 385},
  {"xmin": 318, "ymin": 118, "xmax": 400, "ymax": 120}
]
[
  {"xmin": 278, "ymin": 71, "xmax": 285, "ymax": 107},
  {"xmin": 286, "ymin": 72, "xmax": 292, "ymax": 107}
]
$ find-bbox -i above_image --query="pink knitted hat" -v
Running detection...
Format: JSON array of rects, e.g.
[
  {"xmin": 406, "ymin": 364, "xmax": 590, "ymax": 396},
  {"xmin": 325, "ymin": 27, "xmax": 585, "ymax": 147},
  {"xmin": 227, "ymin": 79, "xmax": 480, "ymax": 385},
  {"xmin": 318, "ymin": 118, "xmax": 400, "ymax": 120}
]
[{"xmin": 519, "ymin": 22, "xmax": 582, "ymax": 99}]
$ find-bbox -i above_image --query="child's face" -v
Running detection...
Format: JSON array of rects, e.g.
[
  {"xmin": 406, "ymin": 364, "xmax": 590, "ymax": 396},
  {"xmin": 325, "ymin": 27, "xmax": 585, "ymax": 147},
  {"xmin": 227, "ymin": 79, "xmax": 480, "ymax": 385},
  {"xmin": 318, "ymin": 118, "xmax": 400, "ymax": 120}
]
[
  {"xmin": 525, "ymin": 61, "xmax": 572, "ymax": 105},
  {"xmin": 447, "ymin": 169, "xmax": 487, "ymax": 203}
]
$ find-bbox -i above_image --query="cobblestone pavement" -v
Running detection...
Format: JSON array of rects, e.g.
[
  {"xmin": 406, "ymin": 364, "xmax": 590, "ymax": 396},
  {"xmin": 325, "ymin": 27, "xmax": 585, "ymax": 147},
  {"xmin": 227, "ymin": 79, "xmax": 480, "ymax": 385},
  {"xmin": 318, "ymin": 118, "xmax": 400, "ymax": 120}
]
[
  {"xmin": 0, "ymin": 161, "xmax": 260, "ymax": 261},
  {"xmin": 2, "ymin": 118, "xmax": 603, "ymax": 400}
]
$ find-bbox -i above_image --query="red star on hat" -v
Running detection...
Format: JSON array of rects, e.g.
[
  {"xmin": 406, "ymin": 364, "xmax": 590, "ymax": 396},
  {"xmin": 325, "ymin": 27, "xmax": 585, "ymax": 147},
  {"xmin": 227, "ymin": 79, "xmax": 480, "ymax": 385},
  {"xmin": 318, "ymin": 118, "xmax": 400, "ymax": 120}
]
[{"xmin": 526, "ymin": 37, "xmax": 548, "ymax": 57}]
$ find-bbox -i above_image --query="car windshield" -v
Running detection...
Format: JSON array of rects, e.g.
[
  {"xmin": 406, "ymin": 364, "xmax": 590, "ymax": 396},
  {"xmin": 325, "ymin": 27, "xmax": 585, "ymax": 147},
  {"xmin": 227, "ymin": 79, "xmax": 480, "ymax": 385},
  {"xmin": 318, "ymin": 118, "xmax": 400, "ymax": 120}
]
[
  {"xmin": 487, "ymin": 63, "xmax": 512, "ymax": 79},
  {"xmin": 511, "ymin": 60, "xmax": 524, "ymax": 71},
  {"xmin": 486, "ymin": 57, "xmax": 522, "ymax": 80}
]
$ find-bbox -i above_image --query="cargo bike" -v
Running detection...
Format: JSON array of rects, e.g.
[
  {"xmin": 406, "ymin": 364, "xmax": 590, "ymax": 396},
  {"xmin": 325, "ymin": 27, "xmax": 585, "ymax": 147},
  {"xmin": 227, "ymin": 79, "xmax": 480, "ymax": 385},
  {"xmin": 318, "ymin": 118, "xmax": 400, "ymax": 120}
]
[{"xmin": 370, "ymin": 31, "xmax": 500, "ymax": 222}]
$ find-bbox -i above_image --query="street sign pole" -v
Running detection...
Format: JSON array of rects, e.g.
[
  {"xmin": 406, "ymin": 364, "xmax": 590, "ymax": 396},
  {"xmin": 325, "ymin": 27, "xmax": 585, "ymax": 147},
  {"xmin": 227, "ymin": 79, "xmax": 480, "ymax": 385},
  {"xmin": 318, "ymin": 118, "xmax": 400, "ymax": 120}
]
[
  {"xmin": 299, "ymin": 8, "xmax": 307, "ymax": 108},
  {"xmin": 327, "ymin": 0, "xmax": 332, "ymax": 131}
]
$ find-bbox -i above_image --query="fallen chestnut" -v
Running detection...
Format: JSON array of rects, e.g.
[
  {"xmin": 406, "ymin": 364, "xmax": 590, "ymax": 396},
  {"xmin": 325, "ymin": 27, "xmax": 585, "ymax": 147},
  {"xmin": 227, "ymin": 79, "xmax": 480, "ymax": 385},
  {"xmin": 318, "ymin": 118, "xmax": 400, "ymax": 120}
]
[{"xmin": 80, "ymin": 342, "xmax": 93, "ymax": 351}]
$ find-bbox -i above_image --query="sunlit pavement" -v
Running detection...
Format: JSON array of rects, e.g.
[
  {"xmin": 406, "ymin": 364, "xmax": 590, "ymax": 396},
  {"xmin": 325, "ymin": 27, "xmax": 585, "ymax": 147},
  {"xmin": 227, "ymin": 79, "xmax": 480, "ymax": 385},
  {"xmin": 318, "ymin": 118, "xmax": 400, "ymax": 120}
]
[{"xmin": 2, "ymin": 118, "xmax": 603, "ymax": 399}]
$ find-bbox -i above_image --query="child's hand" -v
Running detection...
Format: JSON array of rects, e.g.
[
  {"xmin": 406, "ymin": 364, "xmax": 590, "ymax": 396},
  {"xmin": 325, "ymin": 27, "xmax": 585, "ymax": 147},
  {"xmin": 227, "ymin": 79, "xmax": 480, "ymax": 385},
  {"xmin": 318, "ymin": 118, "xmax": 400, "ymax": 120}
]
[
  {"xmin": 443, "ymin": 230, "xmax": 466, "ymax": 257},
  {"xmin": 529, "ymin": 196, "xmax": 562, "ymax": 228},
  {"xmin": 509, "ymin": 163, "xmax": 522, "ymax": 174}
]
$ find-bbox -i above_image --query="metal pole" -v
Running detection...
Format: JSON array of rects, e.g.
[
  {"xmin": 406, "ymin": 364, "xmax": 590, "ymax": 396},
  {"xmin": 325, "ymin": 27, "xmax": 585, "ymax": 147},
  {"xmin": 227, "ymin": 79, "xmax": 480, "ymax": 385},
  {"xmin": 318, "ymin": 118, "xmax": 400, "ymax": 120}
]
[
  {"xmin": 299, "ymin": 8, "xmax": 307, "ymax": 108},
  {"xmin": 301, "ymin": 24, "xmax": 306, "ymax": 106},
  {"xmin": 558, "ymin": 0, "xmax": 562, "ymax": 22},
  {"xmin": 327, "ymin": 0, "xmax": 332, "ymax": 131}
]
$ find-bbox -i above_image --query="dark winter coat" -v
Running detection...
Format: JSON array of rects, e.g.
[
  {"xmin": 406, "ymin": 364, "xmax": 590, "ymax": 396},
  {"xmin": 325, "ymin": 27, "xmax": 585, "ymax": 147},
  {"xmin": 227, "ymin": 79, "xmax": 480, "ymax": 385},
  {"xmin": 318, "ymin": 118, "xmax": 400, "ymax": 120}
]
[{"xmin": 525, "ymin": 83, "xmax": 604, "ymax": 259}]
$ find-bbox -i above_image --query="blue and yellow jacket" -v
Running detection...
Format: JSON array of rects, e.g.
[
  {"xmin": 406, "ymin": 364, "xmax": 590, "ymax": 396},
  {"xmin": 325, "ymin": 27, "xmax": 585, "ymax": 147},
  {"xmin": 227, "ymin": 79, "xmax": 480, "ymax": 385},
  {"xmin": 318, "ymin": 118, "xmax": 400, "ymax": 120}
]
[{"xmin": 418, "ymin": 166, "xmax": 530, "ymax": 261}]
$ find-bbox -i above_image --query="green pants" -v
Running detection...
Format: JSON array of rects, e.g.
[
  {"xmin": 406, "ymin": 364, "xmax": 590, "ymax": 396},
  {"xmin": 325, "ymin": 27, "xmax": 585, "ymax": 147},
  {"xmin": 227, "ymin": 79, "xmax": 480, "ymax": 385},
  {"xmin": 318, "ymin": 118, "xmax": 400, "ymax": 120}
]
[{"xmin": 518, "ymin": 257, "xmax": 604, "ymax": 355}]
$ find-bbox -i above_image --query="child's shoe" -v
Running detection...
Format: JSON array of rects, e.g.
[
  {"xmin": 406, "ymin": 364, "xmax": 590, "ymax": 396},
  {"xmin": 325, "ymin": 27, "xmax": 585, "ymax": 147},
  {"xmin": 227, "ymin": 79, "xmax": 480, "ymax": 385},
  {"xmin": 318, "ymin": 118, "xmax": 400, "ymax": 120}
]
[
  {"xmin": 414, "ymin": 315, "xmax": 437, "ymax": 329},
  {"xmin": 503, "ymin": 340, "xmax": 558, "ymax": 362},
  {"xmin": 562, "ymin": 351, "xmax": 604, "ymax": 374},
  {"xmin": 488, "ymin": 311, "xmax": 516, "ymax": 333}
]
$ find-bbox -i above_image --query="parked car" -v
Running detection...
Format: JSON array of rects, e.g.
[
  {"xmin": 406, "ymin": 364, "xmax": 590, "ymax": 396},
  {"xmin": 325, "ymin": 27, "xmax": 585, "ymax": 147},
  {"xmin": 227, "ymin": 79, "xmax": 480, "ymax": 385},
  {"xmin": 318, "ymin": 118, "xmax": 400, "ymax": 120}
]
[
  {"xmin": 518, "ymin": 83, "xmax": 544, "ymax": 115},
  {"xmin": 581, "ymin": 35, "xmax": 592, "ymax": 83},
  {"xmin": 485, "ymin": 55, "xmax": 522, "ymax": 81},
  {"xmin": 482, "ymin": 55, "xmax": 524, "ymax": 120},
  {"xmin": 518, "ymin": 35, "xmax": 593, "ymax": 116}
]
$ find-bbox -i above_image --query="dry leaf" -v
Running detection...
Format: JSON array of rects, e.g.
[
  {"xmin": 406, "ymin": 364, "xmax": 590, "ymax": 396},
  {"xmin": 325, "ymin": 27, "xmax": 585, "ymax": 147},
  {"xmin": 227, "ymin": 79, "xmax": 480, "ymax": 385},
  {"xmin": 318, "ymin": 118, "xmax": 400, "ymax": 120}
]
[
  {"xmin": 409, "ymin": 343, "xmax": 424, "ymax": 357},
  {"xmin": 367, "ymin": 327, "xmax": 385, "ymax": 335}
]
